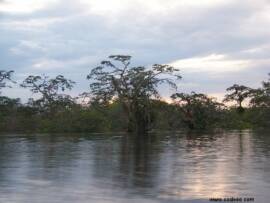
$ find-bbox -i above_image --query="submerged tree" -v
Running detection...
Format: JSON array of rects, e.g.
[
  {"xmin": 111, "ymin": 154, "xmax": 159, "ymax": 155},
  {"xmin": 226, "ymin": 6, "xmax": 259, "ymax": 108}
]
[
  {"xmin": 171, "ymin": 92, "xmax": 223, "ymax": 129},
  {"xmin": 0, "ymin": 70, "xmax": 16, "ymax": 116},
  {"xmin": 250, "ymin": 73, "xmax": 270, "ymax": 108},
  {"xmin": 0, "ymin": 70, "xmax": 15, "ymax": 93},
  {"xmin": 21, "ymin": 75, "xmax": 75, "ymax": 114},
  {"xmin": 223, "ymin": 84, "xmax": 251, "ymax": 113},
  {"xmin": 247, "ymin": 73, "xmax": 270, "ymax": 128},
  {"xmin": 87, "ymin": 55, "xmax": 181, "ymax": 134}
]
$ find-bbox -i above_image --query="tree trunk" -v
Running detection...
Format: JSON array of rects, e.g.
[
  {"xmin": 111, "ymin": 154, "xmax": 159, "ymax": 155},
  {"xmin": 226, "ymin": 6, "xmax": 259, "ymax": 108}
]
[
  {"xmin": 134, "ymin": 103, "xmax": 148, "ymax": 136},
  {"xmin": 238, "ymin": 101, "xmax": 245, "ymax": 113}
]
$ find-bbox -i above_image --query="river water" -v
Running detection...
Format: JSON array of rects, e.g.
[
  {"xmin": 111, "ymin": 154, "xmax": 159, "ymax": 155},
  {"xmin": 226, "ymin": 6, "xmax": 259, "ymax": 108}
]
[{"xmin": 0, "ymin": 130, "xmax": 269, "ymax": 203}]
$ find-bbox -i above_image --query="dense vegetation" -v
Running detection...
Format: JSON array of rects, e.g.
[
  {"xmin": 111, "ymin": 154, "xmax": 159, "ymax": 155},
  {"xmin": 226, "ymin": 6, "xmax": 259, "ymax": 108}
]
[{"xmin": 0, "ymin": 55, "xmax": 269, "ymax": 134}]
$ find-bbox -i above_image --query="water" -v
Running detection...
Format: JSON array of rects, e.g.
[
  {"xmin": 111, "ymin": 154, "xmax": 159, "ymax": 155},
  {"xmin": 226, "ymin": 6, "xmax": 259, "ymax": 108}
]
[{"xmin": 0, "ymin": 130, "xmax": 269, "ymax": 203}]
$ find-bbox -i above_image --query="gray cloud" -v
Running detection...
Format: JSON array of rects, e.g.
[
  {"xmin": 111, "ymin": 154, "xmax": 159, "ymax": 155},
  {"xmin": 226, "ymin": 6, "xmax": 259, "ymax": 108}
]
[{"xmin": 0, "ymin": 0, "xmax": 270, "ymax": 101}]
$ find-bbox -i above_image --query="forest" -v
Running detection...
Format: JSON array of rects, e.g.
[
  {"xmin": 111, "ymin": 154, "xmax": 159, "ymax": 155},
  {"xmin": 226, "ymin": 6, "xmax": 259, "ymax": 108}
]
[{"xmin": 0, "ymin": 55, "xmax": 269, "ymax": 134}]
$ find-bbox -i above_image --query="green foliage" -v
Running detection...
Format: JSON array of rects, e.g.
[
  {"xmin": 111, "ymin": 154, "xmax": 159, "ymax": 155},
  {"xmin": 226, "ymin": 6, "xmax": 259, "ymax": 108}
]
[
  {"xmin": 20, "ymin": 75, "xmax": 75, "ymax": 115},
  {"xmin": 150, "ymin": 100, "xmax": 182, "ymax": 130},
  {"xmin": 171, "ymin": 92, "xmax": 224, "ymax": 129},
  {"xmin": 223, "ymin": 84, "xmax": 252, "ymax": 113},
  {"xmin": 0, "ymin": 68, "xmax": 269, "ymax": 133},
  {"xmin": 250, "ymin": 73, "xmax": 270, "ymax": 108},
  {"xmin": 87, "ymin": 55, "xmax": 181, "ymax": 134},
  {"xmin": 0, "ymin": 70, "xmax": 16, "ymax": 92},
  {"xmin": 220, "ymin": 108, "xmax": 253, "ymax": 129}
]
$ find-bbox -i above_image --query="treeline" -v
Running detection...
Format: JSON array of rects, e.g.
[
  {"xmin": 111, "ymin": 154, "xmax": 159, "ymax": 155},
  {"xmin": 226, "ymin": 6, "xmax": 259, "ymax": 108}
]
[{"xmin": 0, "ymin": 55, "xmax": 269, "ymax": 133}]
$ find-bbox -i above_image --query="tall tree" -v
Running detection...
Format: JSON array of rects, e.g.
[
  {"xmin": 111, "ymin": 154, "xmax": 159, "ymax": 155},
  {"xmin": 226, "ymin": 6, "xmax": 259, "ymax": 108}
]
[
  {"xmin": 171, "ymin": 92, "xmax": 223, "ymax": 129},
  {"xmin": 223, "ymin": 84, "xmax": 251, "ymax": 113},
  {"xmin": 0, "ymin": 70, "xmax": 17, "ymax": 131},
  {"xmin": 87, "ymin": 55, "xmax": 181, "ymax": 134},
  {"xmin": 21, "ymin": 75, "xmax": 75, "ymax": 114},
  {"xmin": 250, "ymin": 73, "xmax": 270, "ymax": 107},
  {"xmin": 0, "ymin": 70, "xmax": 15, "ymax": 93}
]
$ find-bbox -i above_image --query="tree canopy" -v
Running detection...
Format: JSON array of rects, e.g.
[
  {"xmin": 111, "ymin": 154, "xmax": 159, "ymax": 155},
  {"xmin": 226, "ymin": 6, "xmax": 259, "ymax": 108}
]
[
  {"xmin": 0, "ymin": 61, "xmax": 269, "ymax": 133},
  {"xmin": 87, "ymin": 55, "xmax": 181, "ymax": 133},
  {"xmin": 0, "ymin": 70, "xmax": 15, "ymax": 93},
  {"xmin": 250, "ymin": 73, "xmax": 270, "ymax": 108},
  {"xmin": 20, "ymin": 75, "xmax": 75, "ymax": 113},
  {"xmin": 171, "ymin": 92, "xmax": 223, "ymax": 129},
  {"xmin": 223, "ymin": 84, "xmax": 251, "ymax": 112}
]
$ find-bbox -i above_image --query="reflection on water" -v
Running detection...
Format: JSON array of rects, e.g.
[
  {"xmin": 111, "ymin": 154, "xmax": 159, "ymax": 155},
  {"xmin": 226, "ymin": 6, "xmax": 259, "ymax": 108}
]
[{"xmin": 0, "ymin": 130, "xmax": 270, "ymax": 203}]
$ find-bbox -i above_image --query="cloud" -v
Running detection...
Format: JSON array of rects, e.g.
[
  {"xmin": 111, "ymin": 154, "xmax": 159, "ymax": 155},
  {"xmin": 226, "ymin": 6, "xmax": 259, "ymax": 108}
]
[
  {"xmin": 170, "ymin": 54, "xmax": 251, "ymax": 73},
  {"xmin": 80, "ymin": 0, "xmax": 233, "ymax": 17},
  {"xmin": 31, "ymin": 56, "xmax": 97, "ymax": 71},
  {"xmin": 0, "ymin": 0, "xmax": 270, "ymax": 101},
  {"xmin": 0, "ymin": 17, "xmax": 66, "ymax": 31},
  {"xmin": 0, "ymin": 0, "xmax": 56, "ymax": 13}
]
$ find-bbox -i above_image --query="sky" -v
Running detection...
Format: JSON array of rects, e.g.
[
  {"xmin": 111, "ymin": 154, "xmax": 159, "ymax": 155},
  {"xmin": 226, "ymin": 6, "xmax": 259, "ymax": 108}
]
[{"xmin": 0, "ymin": 0, "xmax": 270, "ymax": 102}]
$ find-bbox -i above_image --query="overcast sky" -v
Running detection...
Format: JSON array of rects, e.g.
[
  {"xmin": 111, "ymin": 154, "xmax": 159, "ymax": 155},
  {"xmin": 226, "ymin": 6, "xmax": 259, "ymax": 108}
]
[{"xmin": 0, "ymin": 0, "xmax": 269, "ymax": 101}]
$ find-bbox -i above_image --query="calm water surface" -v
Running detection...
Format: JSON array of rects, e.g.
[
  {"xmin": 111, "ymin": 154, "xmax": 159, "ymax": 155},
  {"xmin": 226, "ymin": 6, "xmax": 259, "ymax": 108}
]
[{"xmin": 0, "ymin": 130, "xmax": 270, "ymax": 203}]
